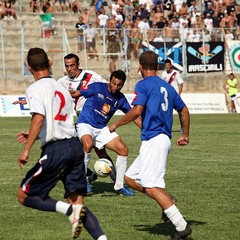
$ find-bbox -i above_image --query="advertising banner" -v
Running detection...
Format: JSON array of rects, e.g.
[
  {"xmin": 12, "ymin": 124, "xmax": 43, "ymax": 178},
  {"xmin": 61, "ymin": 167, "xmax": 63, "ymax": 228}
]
[
  {"xmin": 186, "ymin": 42, "xmax": 224, "ymax": 73},
  {"xmin": 0, "ymin": 94, "xmax": 230, "ymax": 116},
  {"xmin": 142, "ymin": 41, "xmax": 183, "ymax": 71},
  {"xmin": 225, "ymin": 40, "xmax": 240, "ymax": 74}
]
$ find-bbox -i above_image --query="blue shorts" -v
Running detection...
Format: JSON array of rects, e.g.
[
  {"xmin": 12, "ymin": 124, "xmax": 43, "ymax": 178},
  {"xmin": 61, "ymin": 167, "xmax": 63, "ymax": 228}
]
[{"xmin": 20, "ymin": 138, "xmax": 87, "ymax": 199}]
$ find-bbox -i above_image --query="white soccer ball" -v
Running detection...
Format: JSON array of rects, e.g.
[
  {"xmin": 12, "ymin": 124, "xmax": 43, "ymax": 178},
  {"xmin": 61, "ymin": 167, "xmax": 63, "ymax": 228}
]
[{"xmin": 94, "ymin": 158, "xmax": 113, "ymax": 177}]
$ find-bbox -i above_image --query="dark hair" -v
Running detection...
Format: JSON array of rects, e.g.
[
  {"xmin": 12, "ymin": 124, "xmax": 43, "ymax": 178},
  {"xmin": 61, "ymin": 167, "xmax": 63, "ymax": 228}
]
[
  {"xmin": 64, "ymin": 53, "xmax": 80, "ymax": 65},
  {"xmin": 27, "ymin": 48, "xmax": 49, "ymax": 71},
  {"xmin": 139, "ymin": 51, "xmax": 158, "ymax": 70},
  {"xmin": 110, "ymin": 70, "xmax": 126, "ymax": 83},
  {"xmin": 164, "ymin": 59, "xmax": 172, "ymax": 64}
]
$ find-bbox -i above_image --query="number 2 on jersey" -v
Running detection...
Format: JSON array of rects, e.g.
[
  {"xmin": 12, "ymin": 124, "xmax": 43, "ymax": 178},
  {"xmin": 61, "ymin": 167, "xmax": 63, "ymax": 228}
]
[{"xmin": 54, "ymin": 91, "xmax": 67, "ymax": 121}]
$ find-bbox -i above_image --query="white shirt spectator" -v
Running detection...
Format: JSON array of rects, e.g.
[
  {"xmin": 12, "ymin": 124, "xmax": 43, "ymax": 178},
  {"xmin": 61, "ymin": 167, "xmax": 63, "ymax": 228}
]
[
  {"xmin": 187, "ymin": 30, "xmax": 201, "ymax": 42},
  {"xmin": 204, "ymin": 15, "xmax": 213, "ymax": 32},
  {"xmin": 138, "ymin": 19, "xmax": 150, "ymax": 34},
  {"xmin": 98, "ymin": 13, "xmax": 109, "ymax": 27}
]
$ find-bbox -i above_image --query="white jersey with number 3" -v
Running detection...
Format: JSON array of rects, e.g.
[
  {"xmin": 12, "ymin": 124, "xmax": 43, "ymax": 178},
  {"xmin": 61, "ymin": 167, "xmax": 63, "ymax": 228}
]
[{"xmin": 26, "ymin": 77, "xmax": 76, "ymax": 147}]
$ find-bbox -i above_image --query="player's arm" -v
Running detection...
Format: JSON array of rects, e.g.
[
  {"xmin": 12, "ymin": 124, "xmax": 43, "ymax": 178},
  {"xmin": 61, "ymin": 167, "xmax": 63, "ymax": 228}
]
[
  {"xmin": 69, "ymin": 89, "xmax": 81, "ymax": 98},
  {"xmin": 109, "ymin": 105, "xmax": 144, "ymax": 132},
  {"xmin": 178, "ymin": 83, "xmax": 183, "ymax": 95},
  {"xmin": 18, "ymin": 113, "xmax": 44, "ymax": 169},
  {"xmin": 133, "ymin": 116, "xmax": 142, "ymax": 129},
  {"xmin": 12, "ymin": 99, "xmax": 27, "ymax": 105},
  {"xmin": 177, "ymin": 106, "xmax": 190, "ymax": 146}
]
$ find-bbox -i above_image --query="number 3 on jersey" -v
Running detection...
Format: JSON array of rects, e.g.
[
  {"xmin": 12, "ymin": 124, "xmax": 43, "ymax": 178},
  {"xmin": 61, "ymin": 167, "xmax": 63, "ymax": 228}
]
[
  {"xmin": 54, "ymin": 91, "xmax": 67, "ymax": 121},
  {"xmin": 160, "ymin": 87, "xmax": 168, "ymax": 111}
]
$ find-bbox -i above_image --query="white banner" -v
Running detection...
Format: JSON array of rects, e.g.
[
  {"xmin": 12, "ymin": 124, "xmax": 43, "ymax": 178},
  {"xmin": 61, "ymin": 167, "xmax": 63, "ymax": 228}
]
[
  {"xmin": 225, "ymin": 40, "xmax": 240, "ymax": 74},
  {"xmin": 0, "ymin": 93, "xmax": 231, "ymax": 117}
]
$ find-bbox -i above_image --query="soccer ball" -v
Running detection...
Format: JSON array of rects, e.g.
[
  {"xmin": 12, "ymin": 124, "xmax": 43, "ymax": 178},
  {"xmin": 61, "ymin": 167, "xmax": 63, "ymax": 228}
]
[{"xmin": 93, "ymin": 158, "xmax": 113, "ymax": 177}]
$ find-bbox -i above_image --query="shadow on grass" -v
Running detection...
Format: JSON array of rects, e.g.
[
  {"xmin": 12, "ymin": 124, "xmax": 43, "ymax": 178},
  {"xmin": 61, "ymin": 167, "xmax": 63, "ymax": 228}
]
[
  {"xmin": 134, "ymin": 220, "xmax": 206, "ymax": 238},
  {"xmin": 88, "ymin": 181, "xmax": 116, "ymax": 196}
]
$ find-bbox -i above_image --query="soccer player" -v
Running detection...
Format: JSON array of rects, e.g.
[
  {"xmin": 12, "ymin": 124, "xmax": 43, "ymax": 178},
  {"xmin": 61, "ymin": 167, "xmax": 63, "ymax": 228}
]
[
  {"xmin": 109, "ymin": 51, "xmax": 192, "ymax": 240},
  {"xmin": 16, "ymin": 48, "xmax": 107, "ymax": 240},
  {"xmin": 223, "ymin": 73, "xmax": 239, "ymax": 113},
  {"xmin": 75, "ymin": 70, "xmax": 141, "ymax": 196},
  {"xmin": 162, "ymin": 58, "xmax": 184, "ymax": 133},
  {"xmin": 58, "ymin": 53, "xmax": 117, "ymax": 193}
]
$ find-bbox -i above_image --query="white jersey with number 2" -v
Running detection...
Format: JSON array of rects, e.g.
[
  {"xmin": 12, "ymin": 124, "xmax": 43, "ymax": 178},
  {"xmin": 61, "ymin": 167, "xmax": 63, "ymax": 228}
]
[{"xmin": 26, "ymin": 77, "xmax": 76, "ymax": 147}]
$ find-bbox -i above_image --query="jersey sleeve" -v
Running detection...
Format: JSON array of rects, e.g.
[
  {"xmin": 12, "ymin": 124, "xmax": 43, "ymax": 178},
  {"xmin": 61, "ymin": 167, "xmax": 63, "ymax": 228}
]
[
  {"xmin": 131, "ymin": 82, "xmax": 147, "ymax": 107},
  {"xmin": 79, "ymin": 82, "xmax": 96, "ymax": 98},
  {"xmin": 173, "ymin": 93, "xmax": 186, "ymax": 111},
  {"xmin": 176, "ymin": 71, "xmax": 184, "ymax": 84},
  {"xmin": 118, "ymin": 95, "xmax": 131, "ymax": 114},
  {"xmin": 26, "ymin": 85, "xmax": 45, "ymax": 116}
]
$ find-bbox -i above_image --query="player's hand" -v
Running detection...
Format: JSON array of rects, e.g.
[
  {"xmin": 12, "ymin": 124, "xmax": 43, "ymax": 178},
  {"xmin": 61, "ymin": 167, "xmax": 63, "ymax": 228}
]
[
  {"xmin": 16, "ymin": 132, "xmax": 29, "ymax": 144},
  {"xmin": 176, "ymin": 136, "xmax": 189, "ymax": 146},
  {"xmin": 12, "ymin": 99, "xmax": 27, "ymax": 105},
  {"xmin": 18, "ymin": 150, "xmax": 29, "ymax": 169},
  {"xmin": 108, "ymin": 123, "xmax": 117, "ymax": 133}
]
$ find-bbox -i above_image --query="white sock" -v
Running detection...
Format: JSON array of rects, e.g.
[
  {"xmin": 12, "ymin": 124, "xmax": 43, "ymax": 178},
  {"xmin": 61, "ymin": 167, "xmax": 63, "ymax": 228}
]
[
  {"xmin": 114, "ymin": 155, "xmax": 127, "ymax": 190},
  {"xmin": 84, "ymin": 152, "xmax": 91, "ymax": 174},
  {"xmin": 97, "ymin": 235, "xmax": 107, "ymax": 240},
  {"xmin": 164, "ymin": 204, "xmax": 187, "ymax": 232},
  {"xmin": 56, "ymin": 201, "xmax": 71, "ymax": 215}
]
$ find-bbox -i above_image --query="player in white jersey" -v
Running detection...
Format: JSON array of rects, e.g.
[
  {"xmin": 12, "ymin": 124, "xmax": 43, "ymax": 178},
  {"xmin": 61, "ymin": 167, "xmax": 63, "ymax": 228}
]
[
  {"xmin": 58, "ymin": 53, "xmax": 117, "ymax": 193},
  {"xmin": 162, "ymin": 59, "xmax": 184, "ymax": 133},
  {"xmin": 16, "ymin": 48, "xmax": 107, "ymax": 240},
  {"xmin": 161, "ymin": 59, "xmax": 184, "ymax": 95}
]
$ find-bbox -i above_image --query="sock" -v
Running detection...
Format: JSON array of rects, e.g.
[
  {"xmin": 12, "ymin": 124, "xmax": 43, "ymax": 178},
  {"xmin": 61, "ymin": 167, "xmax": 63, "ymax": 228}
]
[
  {"xmin": 164, "ymin": 204, "xmax": 187, "ymax": 232},
  {"xmin": 97, "ymin": 235, "xmax": 107, "ymax": 240},
  {"xmin": 56, "ymin": 201, "xmax": 72, "ymax": 215},
  {"xmin": 114, "ymin": 155, "xmax": 127, "ymax": 190},
  {"xmin": 84, "ymin": 152, "xmax": 91, "ymax": 174},
  {"xmin": 83, "ymin": 207, "xmax": 105, "ymax": 239},
  {"xmin": 23, "ymin": 196, "xmax": 57, "ymax": 212}
]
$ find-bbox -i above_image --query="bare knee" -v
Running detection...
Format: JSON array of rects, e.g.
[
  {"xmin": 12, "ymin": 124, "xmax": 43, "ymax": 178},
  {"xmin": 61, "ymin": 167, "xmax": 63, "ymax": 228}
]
[{"xmin": 17, "ymin": 188, "xmax": 27, "ymax": 204}]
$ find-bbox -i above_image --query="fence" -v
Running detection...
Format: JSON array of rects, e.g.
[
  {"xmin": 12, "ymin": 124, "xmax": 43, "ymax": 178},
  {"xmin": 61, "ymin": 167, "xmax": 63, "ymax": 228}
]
[{"xmin": 0, "ymin": 25, "xmax": 238, "ymax": 80}]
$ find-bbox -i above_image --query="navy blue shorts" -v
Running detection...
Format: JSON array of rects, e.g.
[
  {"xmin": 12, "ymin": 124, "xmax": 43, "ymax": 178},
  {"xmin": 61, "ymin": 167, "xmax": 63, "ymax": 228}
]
[{"xmin": 20, "ymin": 138, "xmax": 87, "ymax": 199}]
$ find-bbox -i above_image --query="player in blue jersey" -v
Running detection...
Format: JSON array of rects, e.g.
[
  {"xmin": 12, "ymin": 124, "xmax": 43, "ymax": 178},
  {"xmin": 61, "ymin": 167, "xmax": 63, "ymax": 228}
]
[
  {"xmin": 109, "ymin": 51, "xmax": 192, "ymax": 240},
  {"xmin": 16, "ymin": 48, "xmax": 107, "ymax": 240},
  {"xmin": 76, "ymin": 70, "xmax": 141, "ymax": 196}
]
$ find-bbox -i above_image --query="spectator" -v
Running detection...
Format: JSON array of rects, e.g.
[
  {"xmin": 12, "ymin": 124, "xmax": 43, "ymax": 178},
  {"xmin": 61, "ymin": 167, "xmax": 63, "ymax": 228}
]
[
  {"xmin": 54, "ymin": 0, "xmax": 67, "ymax": 13},
  {"xmin": 194, "ymin": 14, "xmax": 204, "ymax": 29},
  {"xmin": 115, "ymin": 8, "xmax": 124, "ymax": 27},
  {"xmin": 226, "ymin": 0, "xmax": 235, "ymax": 15},
  {"xmin": 124, "ymin": 0, "xmax": 134, "ymax": 19},
  {"xmin": 163, "ymin": 0, "xmax": 174, "ymax": 20},
  {"xmin": 81, "ymin": 8, "xmax": 94, "ymax": 25},
  {"xmin": 229, "ymin": 11, "xmax": 238, "ymax": 28},
  {"xmin": 156, "ymin": 15, "xmax": 166, "ymax": 28},
  {"xmin": 188, "ymin": 0, "xmax": 199, "ymax": 17},
  {"xmin": 108, "ymin": 14, "xmax": 117, "ymax": 28},
  {"xmin": 140, "ymin": 3, "xmax": 150, "ymax": 20},
  {"xmin": 179, "ymin": 14, "xmax": 189, "ymax": 28},
  {"xmin": 148, "ymin": 23, "xmax": 158, "ymax": 41},
  {"xmin": 69, "ymin": 0, "xmax": 80, "ymax": 14},
  {"xmin": 75, "ymin": 16, "xmax": 86, "ymax": 52},
  {"xmin": 0, "ymin": 2, "xmax": 4, "ymax": 18},
  {"xmin": 3, "ymin": 0, "xmax": 16, "ymax": 20},
  {"xmin": 178, "ymin": 2, "xmax": 188, "ymax": 16},
  {"xmin": 153, "ymin": 31, "xmax": 164, "ymax": 42},
  {"xmin": 108, "ymin": 0, "xmax": 120, "ymax": 17},
  {"xmin": 204, "ymin": 2, "xmax": 214, "ymax": 17},
  {"xmin": 131, "ymin": 21, "xmax": 142, "ymax": 59},
  {"xmin": 153, "ymin": 6, "xmax": 164, "ymax": 25},
  {"xmin": 187, "ymin": 29, "xmax": 201, "ymax": 42},
  {"xmin": 122, "ymin": 15, "xmax": 133, "ymax": 29},
  {"xmin": 97, "ymin": 8, "xmax": 109, "ymax": 28},
  {"xmin": 138, "ymin": 16, "xmax": 150, "ymax": 35},
  {"xmin": 220, "ymin": 12, "xmax": 230, "ymax": 28},
  {"xmin": 225, "ymin": 29, "xmax": 234, "ymax": 40},
  {"xmin": 190, "ymin": 9, "xmax": 201, "ymax": 27},
  {"xmin": 204, "ymin": 13, "xmax": 213, "ymax": 33},
  {"xmin": 132, "ymin": 6, "xmax": 141, "ymax": 22},
  {"xmin": 29, "ymin": 0, "xmax": 39, "ymax": 13},
  {"xmin": 163, "ymin": 19, "xmax": 174, "ymax": 41},
  {"xmin": 201, "ymin": 29, "xmax": 212, "ymax": 42},
  {"xmin": 85, "ymin": 23, "xmax": 98, "ymax": 61}
]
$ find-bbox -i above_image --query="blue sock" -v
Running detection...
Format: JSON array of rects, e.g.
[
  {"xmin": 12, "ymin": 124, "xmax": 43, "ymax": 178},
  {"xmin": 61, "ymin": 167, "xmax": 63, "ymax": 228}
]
[
  {"xmin": 83, "ymin": 207, "xmax": 105, "ymax": 240},
  {"xmin": 23, "ymin": 196, "xmax": 57, "ymax": 212}
]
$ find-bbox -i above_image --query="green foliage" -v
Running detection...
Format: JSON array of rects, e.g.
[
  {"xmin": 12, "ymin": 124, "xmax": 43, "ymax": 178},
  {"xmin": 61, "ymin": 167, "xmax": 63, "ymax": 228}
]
[{"xmin": 0, "ymin": 115, "xmax": 240, "ymax": 239}]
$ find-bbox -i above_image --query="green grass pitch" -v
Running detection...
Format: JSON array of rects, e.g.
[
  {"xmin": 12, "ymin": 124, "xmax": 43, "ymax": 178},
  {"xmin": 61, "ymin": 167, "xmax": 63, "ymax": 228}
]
[{"xmin": 0, "ymin": 114, "xmax": 239, "ymax": 240}]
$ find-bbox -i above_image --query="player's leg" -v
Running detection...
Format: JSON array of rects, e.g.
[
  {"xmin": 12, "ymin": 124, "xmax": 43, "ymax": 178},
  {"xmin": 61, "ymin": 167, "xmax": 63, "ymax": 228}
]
[{"xmin": 137, "ymin": 134, "xmax": 191, "ymax": 238}]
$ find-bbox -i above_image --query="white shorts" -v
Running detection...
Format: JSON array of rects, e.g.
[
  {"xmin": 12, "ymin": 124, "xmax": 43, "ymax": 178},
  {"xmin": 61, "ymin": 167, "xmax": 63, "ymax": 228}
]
[
  {"xmin": 76, "ymin": 123, "xmax": 119, "ymax": 150},
  {"xmin": 125, "ymin": 134, "xmax": 171, "ymax": 189}
]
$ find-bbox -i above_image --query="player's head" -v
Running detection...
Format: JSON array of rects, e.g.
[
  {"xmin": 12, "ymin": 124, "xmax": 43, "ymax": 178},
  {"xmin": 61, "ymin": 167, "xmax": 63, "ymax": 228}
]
[
  {"xmin": 229, "ymin": 73, "xmax": 235, "ymax": 79},
  {"xmin": 64, "ymin": 53, "xmax": 80, "ymax": 79},
  {"xmin": 27, "ymin": 48, "xmax": 50, "ymax": 72},
  {"xmin": 139, "ymin": 51, "xmax": 158, "ymax": 71},
  {"xmin": 109, "ymin": 70, "xmax": 126, "ymax": 94},
  {"xmin": 164, "ymin": 59, "xmax": 172, "ymax": 73}
]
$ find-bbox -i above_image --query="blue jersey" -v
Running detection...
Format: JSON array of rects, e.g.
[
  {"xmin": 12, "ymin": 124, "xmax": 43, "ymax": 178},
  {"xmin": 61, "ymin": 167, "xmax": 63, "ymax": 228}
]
[
  {"xmin": 132, "ymin": 76, "xmax": 186, "ymax": 140},
  {"xmin": 77, "ymin": 82, "xmax": 131, "ymax": 128}
]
